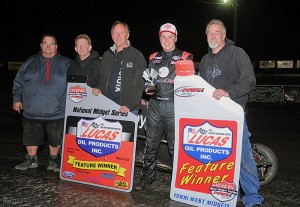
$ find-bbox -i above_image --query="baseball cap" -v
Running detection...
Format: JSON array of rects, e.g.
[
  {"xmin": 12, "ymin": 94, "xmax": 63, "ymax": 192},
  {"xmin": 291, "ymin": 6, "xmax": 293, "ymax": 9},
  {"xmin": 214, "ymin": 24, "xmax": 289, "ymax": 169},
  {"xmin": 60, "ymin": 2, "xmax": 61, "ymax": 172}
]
[{"xmin": 159, "ymin": 23, "xmax": 177, "ymax": 36}]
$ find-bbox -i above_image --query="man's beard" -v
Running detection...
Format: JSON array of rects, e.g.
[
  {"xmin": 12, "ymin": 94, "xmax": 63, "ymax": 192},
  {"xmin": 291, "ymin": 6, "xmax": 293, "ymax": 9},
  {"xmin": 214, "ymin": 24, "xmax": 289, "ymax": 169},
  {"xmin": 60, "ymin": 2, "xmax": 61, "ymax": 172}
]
[{"xmin": 208, "ymin": 40, "xmax": 220, "ymax": 50}]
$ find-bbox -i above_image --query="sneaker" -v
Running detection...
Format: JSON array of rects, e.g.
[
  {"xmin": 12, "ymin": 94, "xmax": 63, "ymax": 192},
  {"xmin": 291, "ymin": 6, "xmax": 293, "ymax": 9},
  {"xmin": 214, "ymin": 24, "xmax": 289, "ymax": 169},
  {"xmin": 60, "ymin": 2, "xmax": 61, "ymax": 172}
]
[
  {"xmin": 47, "ymin": 155, "xmax": 60, "ymax": 172},
  {"xmin": 15, "ymin": 155, "xmax": 38, "ymax": 170},
  {"xmin": 135, "ymin": 178, "xmax": 154, "ymax": 191}
]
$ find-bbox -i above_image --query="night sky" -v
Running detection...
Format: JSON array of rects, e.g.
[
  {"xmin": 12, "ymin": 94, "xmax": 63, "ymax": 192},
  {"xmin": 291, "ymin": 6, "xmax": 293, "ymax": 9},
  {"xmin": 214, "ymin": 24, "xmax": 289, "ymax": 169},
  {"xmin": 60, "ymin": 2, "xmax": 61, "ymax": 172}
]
[{"xmin": 1, "ymin": 0, "xmax": 300, "ymax": 64}]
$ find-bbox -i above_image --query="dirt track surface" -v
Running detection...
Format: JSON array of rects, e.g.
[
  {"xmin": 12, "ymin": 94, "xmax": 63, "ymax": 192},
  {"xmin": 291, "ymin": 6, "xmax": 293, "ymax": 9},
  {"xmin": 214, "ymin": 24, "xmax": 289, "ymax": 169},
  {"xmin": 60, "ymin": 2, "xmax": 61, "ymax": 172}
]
[{"xmin": 0, "ymin": 104, "xmax": 299, "ymax": 207}]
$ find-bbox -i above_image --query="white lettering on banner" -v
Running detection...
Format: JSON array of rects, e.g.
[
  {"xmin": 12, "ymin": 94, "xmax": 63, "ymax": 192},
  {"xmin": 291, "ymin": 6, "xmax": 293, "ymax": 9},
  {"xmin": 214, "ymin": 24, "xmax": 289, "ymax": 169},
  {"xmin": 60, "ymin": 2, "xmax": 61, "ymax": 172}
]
[{"xmin": 81, "ymin": 128, "xmax": 120, "ymax": 140}]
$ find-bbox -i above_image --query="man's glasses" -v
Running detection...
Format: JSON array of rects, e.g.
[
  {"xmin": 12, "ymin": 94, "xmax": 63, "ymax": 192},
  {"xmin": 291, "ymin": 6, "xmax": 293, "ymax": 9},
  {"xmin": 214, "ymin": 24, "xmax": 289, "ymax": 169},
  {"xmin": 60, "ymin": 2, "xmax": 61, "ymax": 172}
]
[{"xmin": 41, "ymin": 42, "xmax": 56, "ymax": 47}]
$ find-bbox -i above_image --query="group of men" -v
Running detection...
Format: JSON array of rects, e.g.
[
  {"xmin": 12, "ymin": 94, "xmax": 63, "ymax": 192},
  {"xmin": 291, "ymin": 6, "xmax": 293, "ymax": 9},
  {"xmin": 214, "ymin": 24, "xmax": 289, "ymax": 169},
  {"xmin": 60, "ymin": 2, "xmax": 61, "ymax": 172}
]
[{"xmin": 12, "ymin": 19, "xmax": 263, "ymax": 207}]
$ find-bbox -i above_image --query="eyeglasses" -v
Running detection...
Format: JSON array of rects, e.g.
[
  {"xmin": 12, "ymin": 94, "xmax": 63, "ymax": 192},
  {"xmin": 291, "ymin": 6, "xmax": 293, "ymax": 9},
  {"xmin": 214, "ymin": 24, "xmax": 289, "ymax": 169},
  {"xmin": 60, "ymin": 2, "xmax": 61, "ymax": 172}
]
[{"xmin": 41, "ymin": 42, "xmax": 57, "ymax": 46}]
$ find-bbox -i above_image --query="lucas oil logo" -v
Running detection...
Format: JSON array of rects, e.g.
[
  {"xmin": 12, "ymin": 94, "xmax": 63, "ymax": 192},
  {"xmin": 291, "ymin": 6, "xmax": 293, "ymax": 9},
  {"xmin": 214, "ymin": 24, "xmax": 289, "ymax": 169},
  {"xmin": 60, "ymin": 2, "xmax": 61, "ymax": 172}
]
[
  {"xmin": 68, "ymin": 85, "xmax": 87, "ymax": 103},
  {"xmin": 76, "ymin": 116, "xmax": 122, "ymax": 158},
  {"xmin": 183, "ymin": 122, "xmax": 232, "ymax": 164},
  {"xmin": 174, "ymin": 86, "xmax": 204, "ymax": 97}
]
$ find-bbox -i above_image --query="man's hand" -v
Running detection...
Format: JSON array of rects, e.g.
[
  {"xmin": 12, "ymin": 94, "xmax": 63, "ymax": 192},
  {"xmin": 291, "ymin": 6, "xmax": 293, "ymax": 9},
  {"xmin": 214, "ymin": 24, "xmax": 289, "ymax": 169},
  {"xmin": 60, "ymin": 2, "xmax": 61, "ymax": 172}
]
[
  {"xmin": 212, "ymin": 89, "xmax": 230, "ymax": 100},
  {"xmin": 92, "ymin": 88, "xmax": 102, "ymax": 96},
  {"xmin": 13, "ymin": 102, "xmax": 23, "ymax": 113},
  {"xmin": 141, "ymin": 99, "xmax": 149, "ymax": 106},
  {"xmin": 145, "ymin": 85, "xmax": 155, "ymax": 95},
  {"xmin": 119, "ymin": 105, "xmax": 130, "ymax": 113}
]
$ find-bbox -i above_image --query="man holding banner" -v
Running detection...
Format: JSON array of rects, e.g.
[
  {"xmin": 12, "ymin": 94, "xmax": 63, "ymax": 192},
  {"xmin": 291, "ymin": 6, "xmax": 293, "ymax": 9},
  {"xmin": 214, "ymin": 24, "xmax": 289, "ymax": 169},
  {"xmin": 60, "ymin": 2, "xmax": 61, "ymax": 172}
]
[
  {"xmin": 199, "ymin": 19, "xmax": 263, "ymax": 207},
  {"xmin": 98, "ymin": 21, "xmax": 146, "ymax": 116}
]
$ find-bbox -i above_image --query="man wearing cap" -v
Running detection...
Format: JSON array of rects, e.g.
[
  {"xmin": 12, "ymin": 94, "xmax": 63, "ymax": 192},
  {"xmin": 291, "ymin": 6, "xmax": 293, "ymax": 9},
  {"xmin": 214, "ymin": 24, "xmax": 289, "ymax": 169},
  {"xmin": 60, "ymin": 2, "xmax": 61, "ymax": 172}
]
[{"xmin": 135, "ymin": 23, "xmax": 193, "ymax": 191}]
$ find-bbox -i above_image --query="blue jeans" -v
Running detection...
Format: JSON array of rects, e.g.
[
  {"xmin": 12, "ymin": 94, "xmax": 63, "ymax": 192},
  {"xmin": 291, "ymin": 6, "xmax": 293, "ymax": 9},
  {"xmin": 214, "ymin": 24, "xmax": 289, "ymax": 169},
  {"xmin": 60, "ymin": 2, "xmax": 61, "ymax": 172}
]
[
  {"xmin": 131, "ymin": 109, "xmax": 139, "ymax": 116},
  {"xmin": 239, "ymin": 117, "xmax": 264, "ymax": 207}
]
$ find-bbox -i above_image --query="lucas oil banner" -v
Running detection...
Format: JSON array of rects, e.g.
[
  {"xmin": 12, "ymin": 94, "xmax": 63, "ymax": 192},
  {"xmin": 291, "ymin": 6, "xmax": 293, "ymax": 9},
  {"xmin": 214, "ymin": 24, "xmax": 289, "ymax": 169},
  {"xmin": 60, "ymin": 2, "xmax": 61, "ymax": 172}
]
[
  {"xmin": 171, "ymin": 118, "xmax": 241, "ymax": 207},
  {"xmin": 171, "ymin": 66, "xmax": 244, "ymax": 207},
  {"xmin": 60, "ymin": 80, "xmax": 138, "ymax": 192}
]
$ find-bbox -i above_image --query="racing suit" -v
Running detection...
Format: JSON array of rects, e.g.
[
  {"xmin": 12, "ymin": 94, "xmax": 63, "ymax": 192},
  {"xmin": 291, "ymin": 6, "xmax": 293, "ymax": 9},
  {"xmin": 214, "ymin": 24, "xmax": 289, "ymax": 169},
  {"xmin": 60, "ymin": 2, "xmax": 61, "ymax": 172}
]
[{"xmin": 141, "ymin": 48, "xmax": 193, "ymax": 181}]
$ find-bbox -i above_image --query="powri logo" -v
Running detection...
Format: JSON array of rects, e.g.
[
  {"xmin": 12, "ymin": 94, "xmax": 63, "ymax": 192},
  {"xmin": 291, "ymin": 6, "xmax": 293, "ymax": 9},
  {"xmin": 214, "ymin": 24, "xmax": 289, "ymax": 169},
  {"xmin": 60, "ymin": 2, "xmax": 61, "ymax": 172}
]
[
  {"xmin": 174, "ymin": 86, "xmax": 204, "ymax": 97},
  {"xmin": 210, "ymin": 180, "xmax": 237, "ymax": 202},
  {"xmin": 68, "ymin": 85, "xmax": 87, "ymax": 103}
]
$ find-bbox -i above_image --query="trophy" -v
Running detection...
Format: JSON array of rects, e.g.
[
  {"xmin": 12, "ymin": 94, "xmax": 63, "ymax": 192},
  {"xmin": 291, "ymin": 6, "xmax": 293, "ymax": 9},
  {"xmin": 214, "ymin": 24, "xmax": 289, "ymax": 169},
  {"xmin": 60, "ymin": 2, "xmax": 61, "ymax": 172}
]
[{"xmin": 143, "ymin": 68, "xmax": 158, "ymax": 93}]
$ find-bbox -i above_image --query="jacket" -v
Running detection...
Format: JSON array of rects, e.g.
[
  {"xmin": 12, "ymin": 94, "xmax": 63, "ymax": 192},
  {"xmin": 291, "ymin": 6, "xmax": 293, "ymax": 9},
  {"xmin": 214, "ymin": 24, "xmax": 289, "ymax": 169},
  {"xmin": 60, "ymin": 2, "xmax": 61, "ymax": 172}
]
[
  {"xmin": 99, "ymin": 44, "xmax": 147, "ymax": 110},
  {"xmin": 67, "ymin": 50, "xmax": 101, "ymax": 88},
  {"xmin": 199, "ymin": 39, "xmax": 256, "ymax": 110},
  {"xmin": 12, "ymin": 51, "xmax": 71, "ymax": 120}
]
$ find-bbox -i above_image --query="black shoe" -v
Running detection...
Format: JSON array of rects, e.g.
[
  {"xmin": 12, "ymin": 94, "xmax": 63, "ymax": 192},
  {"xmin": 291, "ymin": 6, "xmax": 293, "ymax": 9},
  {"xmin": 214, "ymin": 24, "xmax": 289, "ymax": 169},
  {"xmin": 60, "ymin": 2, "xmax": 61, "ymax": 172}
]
[
  {"xmin": 47, "ymin": 155, "xmax": 60, "ymax": 172},
  {"xmin": 135, "ymin": 178, "xmax": 154, "ymax": 191},
  {"xmin": 251, "ymin": 205, "xmax": 262, "ymax": 207},
  {"xmin": 15, "ymin": 155, "xmax": 38, "ymax": 170}
]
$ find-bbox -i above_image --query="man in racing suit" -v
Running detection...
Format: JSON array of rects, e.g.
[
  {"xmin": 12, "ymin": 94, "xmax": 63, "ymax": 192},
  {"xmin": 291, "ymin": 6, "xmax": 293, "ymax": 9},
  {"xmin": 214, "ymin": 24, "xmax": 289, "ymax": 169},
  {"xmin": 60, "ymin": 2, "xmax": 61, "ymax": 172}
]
[{"xmin": 135, "ymin": 23, "xmax": 193, "ymax": 190}]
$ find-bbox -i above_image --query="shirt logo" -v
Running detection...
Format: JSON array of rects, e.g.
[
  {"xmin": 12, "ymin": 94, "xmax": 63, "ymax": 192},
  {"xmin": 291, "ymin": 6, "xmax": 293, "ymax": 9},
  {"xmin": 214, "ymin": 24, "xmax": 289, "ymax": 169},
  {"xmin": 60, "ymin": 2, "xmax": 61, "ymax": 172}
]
[
  {"xmin": 126, "ymin": 62, "xmax": 133, "ymax": 68},
  {"xmin": 206, "ymin": 65, "xmax": 221, "ymax": 83}
]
